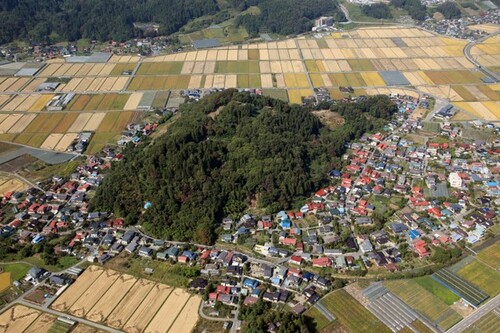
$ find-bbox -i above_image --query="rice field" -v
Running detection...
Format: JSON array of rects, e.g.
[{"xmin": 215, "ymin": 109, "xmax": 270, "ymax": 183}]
[
  {"xmin": 384, "ymin": 279, "xmax": 462, "ymax": 330},
  {"xmin": 51, "ymin": 266, "xmax": 201, "ymax": 333},
  {"xmin": 457, "ymin": 259, "xmax": 500, "ymax": 296},
  {"xmin": 0, "ymin": 25, "xmax": 497, "ymax": 155}
]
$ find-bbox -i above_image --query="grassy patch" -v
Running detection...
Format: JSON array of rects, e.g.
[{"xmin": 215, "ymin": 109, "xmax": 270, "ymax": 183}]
[
  {"xmin": 320, "ymin": 289, "xmax": 391, "ymax": 333},
  {"xmin": 86, "ymin": 132, "xmax": 120, "ymax": 154},
  {"xmin": 304, "ymin": 306, "xmax": 332, "ymax": 331},
  {"xmin": 24, "ymin": 159, "xmax": 82, "ymax": 182},
  {"xmin": 0, "ymin": 263, "xmax": 31, "ymax": 281},
  {"xmin": 57, "ymin": 256, "xmax": 80, "ymax": 270},
  {"xmin": 457, "ymin": 259, "xmax": 500, "ymax": 296},
  {"xmin": 414, "ymin": 276, "xmax": 460, "ymax": 305},
  {"xmin": 104, "ymin": 253, "xmax": 191, "ymax": 288},
  {"xmin": 261, "ymin": 89, "xmax": 289, "ymax": 102}
]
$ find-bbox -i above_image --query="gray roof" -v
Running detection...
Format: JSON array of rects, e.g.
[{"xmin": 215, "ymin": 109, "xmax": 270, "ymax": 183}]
[
  {"xmin": 66, "ymin": 52, "xmax": 111, "ymax": 63},
  {"xmin": 15, "ymin": 67, "xmax": 41, "ymax": 76}
]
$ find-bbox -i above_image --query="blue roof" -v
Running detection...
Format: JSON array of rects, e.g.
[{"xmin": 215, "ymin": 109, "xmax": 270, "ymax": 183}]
[
  {"xmin": 409, "ymin": 230, "xmax": 420, "ymax": 239},
  {"xmin": 281, "ymin": 218, "xmax": 291, "ymax": 228},
  {"xmin": 243, "ymin": 278, "xmax": 259, "ymax": 289}
]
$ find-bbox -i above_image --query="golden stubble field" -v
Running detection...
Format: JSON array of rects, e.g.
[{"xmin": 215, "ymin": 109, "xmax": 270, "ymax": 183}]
[{"xmin": 50, "ymin": 266, "xmax": 202, "ymax": 333}]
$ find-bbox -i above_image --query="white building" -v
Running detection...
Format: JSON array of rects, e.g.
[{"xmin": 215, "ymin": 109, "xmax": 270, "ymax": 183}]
[{"xmin": 449, "ymin": 172, "xmax": 462, "ymax": 188}]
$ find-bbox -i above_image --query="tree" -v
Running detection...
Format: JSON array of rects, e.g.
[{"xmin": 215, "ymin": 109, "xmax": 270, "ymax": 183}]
[
  {"xmin": 361, "ymin": 3, "xmax": 393, "ymax": 19},
  {"xmin": 436, "ymin": 1, "xmax": 461, "ymax": 19}
]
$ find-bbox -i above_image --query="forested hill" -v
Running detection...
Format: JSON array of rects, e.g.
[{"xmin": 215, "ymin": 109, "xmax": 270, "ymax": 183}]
[
  {"xmin": 0, "ymin": 0, "xmax": 218, "ymax": 44},
  {"xmin": 236, "ymin": 0, "xmax": 346, "ymax": 36},
  {"xmin": 91, "ymin": 91, "xmax": 397, "ymax": 244}
]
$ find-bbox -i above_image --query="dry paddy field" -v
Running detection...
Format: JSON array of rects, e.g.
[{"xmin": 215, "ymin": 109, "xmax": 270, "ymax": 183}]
[
  {"xmin": 0, "ymin": 176, "xmax": 28, "ymax": 195},
  {"xmin": 51, "ymin": 265, "xmax": 105, "ymax": 312},
  {"xmin": 0, "ymin": 305, "xmax": 44, "ymax": 333},
  {"xmin": 51, "ymin": 266, "xmax": 201, "ymax": 333}
]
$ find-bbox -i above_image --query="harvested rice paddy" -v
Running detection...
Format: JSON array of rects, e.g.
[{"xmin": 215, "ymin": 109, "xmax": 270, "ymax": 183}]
[{"xmin": 51, "ymin": 266, "xmax": 201, "ymax": 333}]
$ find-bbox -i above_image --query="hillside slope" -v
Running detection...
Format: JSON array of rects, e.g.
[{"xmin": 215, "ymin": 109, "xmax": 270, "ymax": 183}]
[{"xmin": 91, "ymin": 90, "xmax": 396, "ymax": 243}]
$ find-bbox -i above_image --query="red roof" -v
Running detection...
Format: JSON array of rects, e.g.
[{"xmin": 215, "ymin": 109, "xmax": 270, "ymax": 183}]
[
  {"xmin": 280, "ymin": 237, "xmax": 297, "ymax": 246},
  {"xmin": 312, "ymin": 257, "xmax": 332, "ymax": 267},
  {"xmin": 290, "ymin": 255, "xmax": 303, "ymax": 265}
]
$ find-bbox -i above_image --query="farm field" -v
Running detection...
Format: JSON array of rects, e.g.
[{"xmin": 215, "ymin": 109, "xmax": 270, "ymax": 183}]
[
  {"xmin": 433, "ymin": 268, "xmax": 489, "ymax": 306},
  {"xmin": 303, "ymin": 306, "xmax": 332, "ymax": 331},
  {"xmin": 0, "ymin": 263, "xmax": 30, "ymax": 281},
  {"xmin": 319, "ymin": 289, "xmax": 391, "ymax": 333},
  {"xmin": 51, "ymin": 266, "xmax": 200, "ymax": 333},
  {"xmin": 414, "ymin": 276, "xmax": 460, "ymax": 305},
  {"xmin": 0, "ymin": 272, "xmax": 10, "ymax": 293},
  {"xmin": 384, "ymin": 279, "xmax": 462, "ymax": 330},
  {"xmin": 0, "ymin": 26, "xmax": 497, "ymax": 155},
  {"xmin": 463, "ymin": 310, "xmax": 500, "ymax": 333},
  {"xmin": 0, "ymin": 305, "xmax": 45, "ymax": 333},
  {"xmin": 0, "ymin": 176, "xmax": 28, "ymax": 195},
  {"xmin": 477, "ymin": 242, "xmax": 500, "ymax": 269},
  {"xmin": 457, "ymin": 260, "xmax": 500, "ymax": 297}
]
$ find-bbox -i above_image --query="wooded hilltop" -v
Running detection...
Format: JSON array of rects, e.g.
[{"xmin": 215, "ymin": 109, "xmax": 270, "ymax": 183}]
[{"xmin": 91, "ymin": 91, "xmax": 397, "ymax": 244}]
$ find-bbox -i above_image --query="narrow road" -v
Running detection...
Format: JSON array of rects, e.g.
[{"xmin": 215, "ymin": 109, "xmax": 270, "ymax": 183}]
[
  {"xmin": 446, "ymin": 294, "xmax": 500, "ymax": 333},
  {"xmin": 463, "ymin": 31, "xmax": 500, "ymax": 83},
  {"xmin": 15, "ymin": 299, "xmax": 121, "ymax": 333}
]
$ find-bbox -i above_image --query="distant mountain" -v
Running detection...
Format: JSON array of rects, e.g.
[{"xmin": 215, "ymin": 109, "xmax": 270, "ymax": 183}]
[
  {"xmin": 0, "ymin": 0, "xmax": 218, "ymax": 44},
  {"xmin": 91, "ymin": 90, "xmax": 396, "ymax": 244}
]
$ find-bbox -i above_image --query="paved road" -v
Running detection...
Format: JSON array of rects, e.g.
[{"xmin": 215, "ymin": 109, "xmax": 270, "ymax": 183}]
[
  {"xmin": 446, "ymin": 294, "xmax": 500, "ymax": 333},
  {"xmin": 0, "ymin": 144, "xmax": 78, "ymax": 165},
  {"xmin": 463, "ymin": 31, "xmax": 500, "ymax": 83},
  {"xmin": 15, "ymin": 299, "xmax": 121, "ymax": 333}
]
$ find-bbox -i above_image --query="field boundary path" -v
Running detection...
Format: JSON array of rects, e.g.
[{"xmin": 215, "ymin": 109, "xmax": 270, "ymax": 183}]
[{"xmin": 314, "ymin": 302, "xmax": 336, "ymax": 322}]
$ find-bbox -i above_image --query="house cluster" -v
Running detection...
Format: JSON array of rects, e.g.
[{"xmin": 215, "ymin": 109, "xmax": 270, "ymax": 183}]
[
  {"xmin": 218, "ymin": 93, "xmax": 498, "ymax": 274},
  {"xmin": 117, "ymin": 122, "xmax": 159, "ymax": 146},
  {"xmin": 419, "ymin": 9, "xmax": 500, "ymax": 41},
  {"xmin": 0, "ymin": 153, "xmax": 128, "ymax": 256}
]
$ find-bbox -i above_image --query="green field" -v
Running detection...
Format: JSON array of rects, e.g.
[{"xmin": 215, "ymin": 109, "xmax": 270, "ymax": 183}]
[
  {"xmin": 411, "ymin": 320, "xmax": 434, "ymax": 333},
  {"xmin": 85, "ymin": 132, "xmax": 120, "ymax": 155},
  {"xmin": 215, "ymin": 61, "xmax": 260, "ymax": 74},
  {"xmin": 48, "ymin": 320, "xmax": 73, "ymax": 333},
  {"xmin": 303, "ymin": 306, "xmax": 332, "ymax": 331},
  {"xmin": 152, "ymin": 91, "xmax": 170, "ymax": 108},
  {"xmin": 385, "ymin": 279, "xmax": 462, "ymax": 330},
  {"xmin": 414, "ymin": 276, "xmax": 460, "ymax": 305},
  {"xmin": 110, "ymin": 63, "xmax": 137, "ymax": 75},
  {"xmin": 457, "ymin": 259, "xmax": 500, "ymax": 296},
  {"xmin": 477, "ymin": 242, "xmax": 500, "ymax": 269},
  {"xmin": 463, "ymin": 310, "xmax": 500, "ymax": 333},
  {"xmin": 105, "ymin": 254, "xmax": 191, "ymax": 288},
  {"xmin": 0, "ymin": 263, "xmax": 31, "ymax": 281},
  {"xmin": 320, "ymin": 289, "xmax": 391, "ymax": 333},
  {"xmin": 261, "ymin": 89, "xmax": 289, "ymax": 102},
  {"xmin": 137, "ymin": 62, "xmax": 183, "ymax": 75}
]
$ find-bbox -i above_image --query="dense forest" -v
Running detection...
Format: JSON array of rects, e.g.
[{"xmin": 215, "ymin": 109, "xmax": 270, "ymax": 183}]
[
  {"xmin": 0, "ymin": 0, "xmax": 218, "ymax": 44},
  {"xmin": 235, "ymin": 0, "xmax": 346, "ymax": 36},
  {"xmin": 390, "ymin": 0, "xmax": 428, "ymax": 20},
  {"xmin": 91, "ymin": 91, "xmax": 397, "ymax": 244},
  {"xmin": 361, "ymin": 3, "xmax": 393, "ymax": 19},
  {"xmin": 436, "ymin": 1, "xmax": 462, "ymax": 19}
]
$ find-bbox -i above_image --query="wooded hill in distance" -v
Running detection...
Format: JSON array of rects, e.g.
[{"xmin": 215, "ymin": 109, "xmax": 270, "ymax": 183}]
[
  {"xmin": 0, "ymin": 0, "xmax": 218, "ymax": 44},
  {"xmin": 0, "ymin": 0, "xmax": 344, "ymax": 45},
  {"xmin": 91, "ymin": 90, "xmax": 397, "ymax": 244}
]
